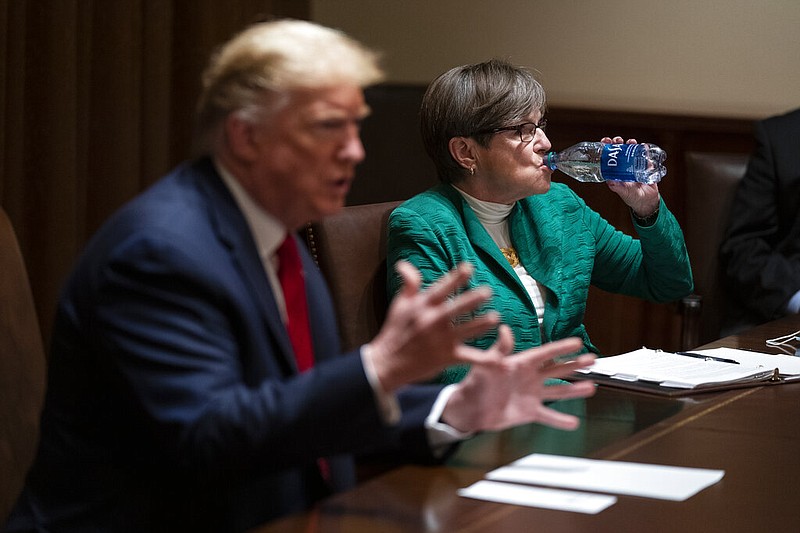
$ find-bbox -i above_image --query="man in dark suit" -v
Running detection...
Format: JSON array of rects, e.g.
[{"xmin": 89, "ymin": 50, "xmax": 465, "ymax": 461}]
[
  {"xmin": 721, "ymin": 107, "xmax": 800, "ymax": 334},
  {"xmin": 5, "ymin": 20, "xmax": 595, "ymax": 532}
]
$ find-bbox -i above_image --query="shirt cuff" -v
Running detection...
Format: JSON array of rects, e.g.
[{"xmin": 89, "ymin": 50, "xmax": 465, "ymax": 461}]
[
  {"xmin": 786, "ymin": 290, "xmax": 800, "ymax": 314},
  {"xmin": 425, "ymin": 384, "xmax": 473, "ymax": 454},
  {"xmin": 360, "ymin": 344, "xmax": 401, "ymax": 426}
]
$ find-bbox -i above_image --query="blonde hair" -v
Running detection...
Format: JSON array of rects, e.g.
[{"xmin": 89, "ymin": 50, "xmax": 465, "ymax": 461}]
[{"xmin": 195, "ymin": 19, "xmax": 383, "ymax": 152}]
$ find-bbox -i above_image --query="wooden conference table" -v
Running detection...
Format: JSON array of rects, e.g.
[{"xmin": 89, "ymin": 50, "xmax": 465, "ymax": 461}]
[{"xmin": 254, "ymin": 315, "xmax": 800, "ymax": 532}]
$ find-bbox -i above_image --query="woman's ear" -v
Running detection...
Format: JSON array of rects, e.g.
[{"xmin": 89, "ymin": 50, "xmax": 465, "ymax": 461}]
[{"xmin": 448, "ymin": 136, "xmax": 478, "ymax": 172}]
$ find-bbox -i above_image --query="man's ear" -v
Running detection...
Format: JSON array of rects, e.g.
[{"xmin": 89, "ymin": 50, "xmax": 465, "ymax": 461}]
[
  {"xmin": 223, "ymin": 113, "xmax": 260, "ymax": 162},
  {"xmin": 448, "ymin": 136, "xmax": 478, "ymax": 171}
]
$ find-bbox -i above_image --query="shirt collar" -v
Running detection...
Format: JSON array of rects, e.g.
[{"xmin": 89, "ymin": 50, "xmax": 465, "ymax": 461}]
[{"xmin": 214, "ymin": 159, "xmax": 286, "ymax": 259}]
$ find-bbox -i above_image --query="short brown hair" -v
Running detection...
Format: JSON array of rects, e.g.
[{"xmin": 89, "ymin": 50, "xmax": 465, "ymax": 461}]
[{"xmin": 420, "ymin": 59, "xmax": 546, "ymax": 183}]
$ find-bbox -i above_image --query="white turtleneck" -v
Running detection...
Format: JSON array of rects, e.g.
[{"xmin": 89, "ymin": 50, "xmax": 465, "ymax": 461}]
[{"xmin": 455, "ymin": 187, "xmax": 547, "ymax": 328}]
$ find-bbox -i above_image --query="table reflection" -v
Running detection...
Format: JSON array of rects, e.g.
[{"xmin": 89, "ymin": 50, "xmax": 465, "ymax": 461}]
[{"xmin": 448, "ymin": 387, "xmax": 688, "ymax": 471}]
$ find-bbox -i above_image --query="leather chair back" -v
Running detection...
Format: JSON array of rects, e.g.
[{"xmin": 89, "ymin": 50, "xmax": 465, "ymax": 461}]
[
  {"xmin": 684, "ymin": 152, "xmax": 748, "ymax": 346},
  {"xmin": 0, "ymin": 207, "xmax": 46, "ymax": 524},
  {"xmin": 305, "ymin": 201, "xmax": 402, "ymax": 352}
]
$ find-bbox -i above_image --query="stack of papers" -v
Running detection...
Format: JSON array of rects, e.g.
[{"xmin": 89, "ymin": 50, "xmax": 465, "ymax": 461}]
[
  {"xmin": 574, "ymin": 347, "xmax": 800, "ymax": 392},
  {"xmin": 458, "ymin": 454, "xmax": 724, "ymax": 514}
]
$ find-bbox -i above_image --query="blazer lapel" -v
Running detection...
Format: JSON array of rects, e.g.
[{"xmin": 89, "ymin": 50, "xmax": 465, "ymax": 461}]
[
  {"xmin": 442, "ymin": 186, "xmax": 539, "ymax": 311},
  {"xmin": 509, "ymin": 197, "xmax": 565, "ymax": 337}
]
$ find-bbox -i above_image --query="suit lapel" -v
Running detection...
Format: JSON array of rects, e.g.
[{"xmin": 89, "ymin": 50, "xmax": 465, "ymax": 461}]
[{"xmin": 194, "ymin": 160, "xmax": 299, "ymax": 373}]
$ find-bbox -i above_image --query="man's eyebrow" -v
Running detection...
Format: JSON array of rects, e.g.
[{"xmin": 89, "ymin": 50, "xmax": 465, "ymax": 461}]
[{"xmin": 311, "ymin": 104, "xmax": 371, "ymax": 121}]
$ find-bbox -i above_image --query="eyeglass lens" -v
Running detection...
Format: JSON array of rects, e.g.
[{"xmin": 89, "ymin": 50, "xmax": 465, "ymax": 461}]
[{"xmin": 518, "ymin": 120, "xmax": 547, "ymax": 142}]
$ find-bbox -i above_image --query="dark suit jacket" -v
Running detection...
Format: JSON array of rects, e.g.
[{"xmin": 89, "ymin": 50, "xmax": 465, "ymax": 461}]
[
  {"xmin": 721, "ymin": 108, "xmax": 800, "ymax": 333},
  {"xmin": 6, "ymin": 158, "xmax": 443, "ymax": 533}
]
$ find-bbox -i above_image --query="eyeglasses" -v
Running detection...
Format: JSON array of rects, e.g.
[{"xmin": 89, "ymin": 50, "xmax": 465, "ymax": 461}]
[{"xmin": 472, "ymin": 119, "xmax": 548, "ymax": 144}]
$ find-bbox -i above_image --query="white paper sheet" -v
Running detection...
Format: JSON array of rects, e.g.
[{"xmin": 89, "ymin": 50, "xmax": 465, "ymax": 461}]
[
  {"xmin": 485, "ymin": 454, "xmax": 724, "ymax": 501},
  {"xmin": 575, "ymin": 347, "xmax": 774, "ymax": 388},
  {"xmin": 694, "ymin": 347, "xmax": 800, "ymax": 376},
  {"xmin": 458, "ymin": 480, "xmax": 617, "ymax": 514}
]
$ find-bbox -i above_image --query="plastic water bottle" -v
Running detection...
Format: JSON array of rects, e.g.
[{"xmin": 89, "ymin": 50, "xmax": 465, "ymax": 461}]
[{"xmin": 546, "ymin": 142, "xmax": 667, "ymax": 184}]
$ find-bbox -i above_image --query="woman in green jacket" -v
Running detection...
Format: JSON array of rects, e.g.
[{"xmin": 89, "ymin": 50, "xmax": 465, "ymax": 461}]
[{"xmin": 387, "ymin": 59, "xmax": 693, "ymax": 384}]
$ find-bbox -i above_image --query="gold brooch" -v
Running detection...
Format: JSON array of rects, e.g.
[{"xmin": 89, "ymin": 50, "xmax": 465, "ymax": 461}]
[{"xmin": 501, "ymin": 247, "xmax": 520, "ymax": 268}]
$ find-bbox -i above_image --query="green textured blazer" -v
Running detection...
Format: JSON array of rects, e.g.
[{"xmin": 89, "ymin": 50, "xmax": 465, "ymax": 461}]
[{"xmin": 387, "ymin": 183, "xmax": 694, "ymax": 384}]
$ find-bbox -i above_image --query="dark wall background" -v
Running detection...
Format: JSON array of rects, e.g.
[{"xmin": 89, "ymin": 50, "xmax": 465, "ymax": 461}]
[{"xmin": 1, "ymin": 0, "xmax": 309, "ymax": 341}]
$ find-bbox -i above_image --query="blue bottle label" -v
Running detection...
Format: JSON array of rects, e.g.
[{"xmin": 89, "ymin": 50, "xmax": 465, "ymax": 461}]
[{"xmin": 601, "ymin": 144, "xmax": 643, "ymax": 181}]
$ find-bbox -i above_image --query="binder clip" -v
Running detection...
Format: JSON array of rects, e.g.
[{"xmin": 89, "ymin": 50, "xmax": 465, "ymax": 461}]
[{"xmin": 769, "ymin": 368, "xmax": 782, "ymax": 382}]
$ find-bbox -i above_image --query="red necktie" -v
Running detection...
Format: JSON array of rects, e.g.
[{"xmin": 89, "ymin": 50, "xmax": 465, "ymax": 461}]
[
  {"xmin": 276, "ymin": 234, "xmax": 315, "ymax": 372},
  {"xmin": 276, "ymin": 234, "xmax": 331, "ymax": 484}
]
